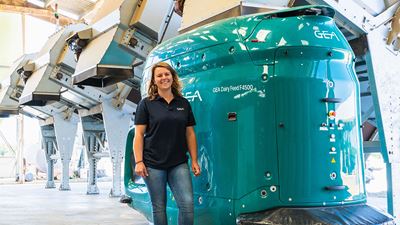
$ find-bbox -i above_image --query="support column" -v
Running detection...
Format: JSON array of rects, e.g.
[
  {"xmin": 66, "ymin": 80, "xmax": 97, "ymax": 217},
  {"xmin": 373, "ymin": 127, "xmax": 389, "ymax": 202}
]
[
  {"xmin": 45, "ymin": 154, "xmax": 55, "ymax": 188},
  {"xmin": 102, "ymin": 100, "xmax": 131, "ymax": 197},
  {"xmin": 80, "ymin": 116, "xmax": 105, "ymax": 195},
  {"xmin": 40, "ymin": 124, "xmax": 57, "ymax": 189},
  {"xmin": 53, "ymin": 112, "xmax": 79, "ymax": 191},
  {"xmin": 16, "ymin": 114, "xmax": 25, "ymax": 183}
]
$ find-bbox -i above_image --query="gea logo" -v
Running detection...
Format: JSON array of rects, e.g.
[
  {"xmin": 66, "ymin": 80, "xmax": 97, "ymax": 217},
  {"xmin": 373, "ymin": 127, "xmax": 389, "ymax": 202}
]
[
  {"xmin": 184, "ymin": 90, "xmax": 203, "ymax": 102},
  {"xmin": 314, "ymin": 30, "xmax": 339, "ymax": 41}
]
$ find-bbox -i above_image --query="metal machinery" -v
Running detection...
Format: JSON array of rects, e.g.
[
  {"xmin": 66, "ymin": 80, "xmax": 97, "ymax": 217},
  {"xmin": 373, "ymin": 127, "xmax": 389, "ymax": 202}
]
[
  {"xmin": 63, "ymin": 0, "xmax": 180, "ymax": 196},
  {"xmin": 123, "ymin": 5, "xmax": 395, "ymax": 225},
  {"xmin": 0, "ymin": 53, "xmax": 72, "ymax": 189},
  {"xmin": 300, "ymin": 0, "xmax": 400, "ymax": 219},
  {"xmin": 0, "ymin": 24, "xmax": 94, "ymax": 190},
  {"xmin": 0, "ymin": 54, "xmax": 35, "ymax": 118},
  {"xmin": 0, "ymin": 0, "xmax": 181, "ymax": 196}
]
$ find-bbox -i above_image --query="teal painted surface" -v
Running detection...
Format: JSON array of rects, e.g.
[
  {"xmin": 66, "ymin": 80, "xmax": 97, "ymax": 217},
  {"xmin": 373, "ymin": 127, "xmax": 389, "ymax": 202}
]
[
  {"xmin": 244, "ymin": 16, "xmax": 351, "ymax": 65},
  {"xmin": 100, "ymin": 40, "xmax": 135, "ymax": 66},
  {"xmin": 124, "ymin": 5, "xmax": 366, "ymax": 225},
  {"xmin": 273, "ymin": 46, "xmax": 365, "ymax": 204}
]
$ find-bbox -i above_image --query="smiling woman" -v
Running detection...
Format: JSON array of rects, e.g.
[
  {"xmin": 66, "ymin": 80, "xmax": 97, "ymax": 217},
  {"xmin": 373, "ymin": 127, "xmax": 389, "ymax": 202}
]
[{"xmin": 133, "ymin": 62, "xmax": 200, "ymax": 225}]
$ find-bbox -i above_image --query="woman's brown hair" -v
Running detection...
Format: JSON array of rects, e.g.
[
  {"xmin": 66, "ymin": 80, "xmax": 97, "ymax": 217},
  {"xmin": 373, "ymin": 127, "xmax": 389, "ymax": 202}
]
[{"xmin": 147, "ymin": 62, "xmax": 183, "ymax": 100}]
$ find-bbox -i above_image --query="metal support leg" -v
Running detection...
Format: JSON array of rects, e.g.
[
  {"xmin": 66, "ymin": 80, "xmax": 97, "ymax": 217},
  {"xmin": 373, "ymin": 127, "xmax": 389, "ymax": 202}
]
[
  {"xmin": 45, "ymin": 158, "xmax": 55, "ymax": 188},
  {"xmin": 41, "ymin": 125, "xmax": 57, "ymax": 189},
  {"xmin": 102, "ymin": 100, "xmax": 131, "ymax": 197},
  {"xmin": 59, "ymin": 159, "xmax": 71, "ymax": 190},
  {"xmin": 80, "ymin": 116, "xmax": 105, "ymax": 195},
  {"xmin": 86, "ymin": 133, "xmax": 100, "ymax": 195},
  {"xmin": 110, "ymin": 158, "xmax": 123, "ymax": 197},
  {"xmin": 53, "ymin": 113, "xmax": 79, "ymax": 191},
  {"xmin": 87, "ymin": 155, "xmax": 99, "ymax": 195}
]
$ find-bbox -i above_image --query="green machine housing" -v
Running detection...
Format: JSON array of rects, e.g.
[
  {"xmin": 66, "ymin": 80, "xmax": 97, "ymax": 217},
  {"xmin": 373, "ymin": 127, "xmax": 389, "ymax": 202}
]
[{"xmin": 123, "ymin": 5, "xmax": 394, "ymax": 225}]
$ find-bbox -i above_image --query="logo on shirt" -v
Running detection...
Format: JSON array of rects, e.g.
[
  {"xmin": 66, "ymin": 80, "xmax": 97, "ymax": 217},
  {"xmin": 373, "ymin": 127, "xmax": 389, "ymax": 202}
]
[
  {"xmin": 183, "ymin": 90, "xmax": 203, "ymax": 102},
  {"xmin": 177, "ymin": 107, "xmax": 185, "ymax": 111}
]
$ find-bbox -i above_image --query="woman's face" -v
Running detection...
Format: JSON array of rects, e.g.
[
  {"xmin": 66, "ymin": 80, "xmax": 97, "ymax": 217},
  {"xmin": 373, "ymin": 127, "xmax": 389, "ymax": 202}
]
[{"xmin": 153, "ymin": 67, "xmax": 173, "ymax": 91}]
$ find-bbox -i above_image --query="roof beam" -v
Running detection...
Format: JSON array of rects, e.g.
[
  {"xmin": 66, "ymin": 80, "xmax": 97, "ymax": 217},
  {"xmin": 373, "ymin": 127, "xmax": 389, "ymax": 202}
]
[{"xmin": 0, "ymin": 4, "xmax": 76, "ymax": 26}]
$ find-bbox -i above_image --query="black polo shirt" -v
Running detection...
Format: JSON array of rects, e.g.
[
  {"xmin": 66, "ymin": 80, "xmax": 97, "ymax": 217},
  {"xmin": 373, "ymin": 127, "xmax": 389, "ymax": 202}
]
[{"xmin": 134, "ymin": 95, "xmax": 196, "ymax": 169}]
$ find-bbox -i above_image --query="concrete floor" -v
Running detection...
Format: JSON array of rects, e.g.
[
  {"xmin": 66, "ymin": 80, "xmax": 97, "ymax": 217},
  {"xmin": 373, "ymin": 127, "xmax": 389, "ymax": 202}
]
[
  {"xmin": 0, "ymin": 179, "xmax": 391, "ymax": 225},
  {"xmin": 0, "ymin": 181, "xmax": 149, "ymax": 225}
]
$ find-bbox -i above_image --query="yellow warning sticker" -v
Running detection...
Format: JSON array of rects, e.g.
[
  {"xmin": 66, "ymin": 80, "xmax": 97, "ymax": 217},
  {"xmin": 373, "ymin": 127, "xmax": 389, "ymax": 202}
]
[{"xmin": 331, "ymin": 157, "xmax": 336, "ymax": 164}]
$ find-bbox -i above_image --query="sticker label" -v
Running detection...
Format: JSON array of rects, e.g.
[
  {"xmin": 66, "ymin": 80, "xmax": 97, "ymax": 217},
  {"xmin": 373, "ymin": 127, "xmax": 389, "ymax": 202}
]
[{"xmin": 212, "ymin": 84, "xmax": 254, "ymax": 93}]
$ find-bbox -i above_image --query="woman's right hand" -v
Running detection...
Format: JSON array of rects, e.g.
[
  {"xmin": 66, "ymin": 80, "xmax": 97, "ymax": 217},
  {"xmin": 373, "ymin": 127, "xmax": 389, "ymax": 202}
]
[{"xmin": 135, "ymin": 162, "xmax": 149, "ymax": 177}]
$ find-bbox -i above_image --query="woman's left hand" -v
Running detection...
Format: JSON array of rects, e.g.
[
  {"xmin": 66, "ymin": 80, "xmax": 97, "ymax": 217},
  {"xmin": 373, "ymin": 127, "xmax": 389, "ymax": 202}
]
[{"xmin": 191, "ymin": 161, "xmax": 201, "ymax": 176}]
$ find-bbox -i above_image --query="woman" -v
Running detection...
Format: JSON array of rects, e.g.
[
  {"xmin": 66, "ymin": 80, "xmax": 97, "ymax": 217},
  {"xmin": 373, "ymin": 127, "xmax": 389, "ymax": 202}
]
[{"xmin": 133, "ymin": 62, "xmax": 201, "ymax": 225}]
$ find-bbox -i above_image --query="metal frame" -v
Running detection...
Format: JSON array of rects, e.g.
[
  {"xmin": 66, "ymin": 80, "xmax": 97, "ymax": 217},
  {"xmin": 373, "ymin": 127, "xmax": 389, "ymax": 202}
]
[
  {"xmin": 101, "ymin": 99, "xmax": 132, "ymax": 197},
  {"xmin": 80, "ymin": 115, "xmax": 105, "ymax": 195},
  {"xmin": 39, "ymin": 123, "xmax": 57, "ymax": 189},
  {"xmin": 53, "ymin": 111, "xmax": 79, "ymax": 190}
]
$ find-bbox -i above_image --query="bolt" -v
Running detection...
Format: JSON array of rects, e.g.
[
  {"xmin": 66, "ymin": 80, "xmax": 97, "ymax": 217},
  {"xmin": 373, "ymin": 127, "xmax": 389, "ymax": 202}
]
[{"xmin": 260, "ymin": 190, "xmax": 267, "ymax": 198}]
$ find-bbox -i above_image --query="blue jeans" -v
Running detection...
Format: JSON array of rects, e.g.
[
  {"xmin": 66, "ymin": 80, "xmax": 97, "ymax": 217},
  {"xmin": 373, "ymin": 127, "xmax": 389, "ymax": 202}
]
[{"xmin": 144, "ymin": 163, "xmax": 194, "ymax": 225}]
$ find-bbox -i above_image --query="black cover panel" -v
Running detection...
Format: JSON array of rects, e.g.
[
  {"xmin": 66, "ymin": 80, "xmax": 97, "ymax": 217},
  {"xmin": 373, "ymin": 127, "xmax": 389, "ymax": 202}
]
[{"xmin": 237, "ymin": 204, "xmax": 395, "ymax": 225}]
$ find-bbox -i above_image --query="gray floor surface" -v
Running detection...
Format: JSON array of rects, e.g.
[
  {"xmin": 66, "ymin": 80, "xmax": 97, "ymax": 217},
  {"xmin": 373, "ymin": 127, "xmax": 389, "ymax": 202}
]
[
  {"xmin": 0, "ymin": 181, "xmax": 149, "ymax": 225},
  {"xmin": 0, "ymin": 180, "xmax": 392, "ymax": 225}
]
